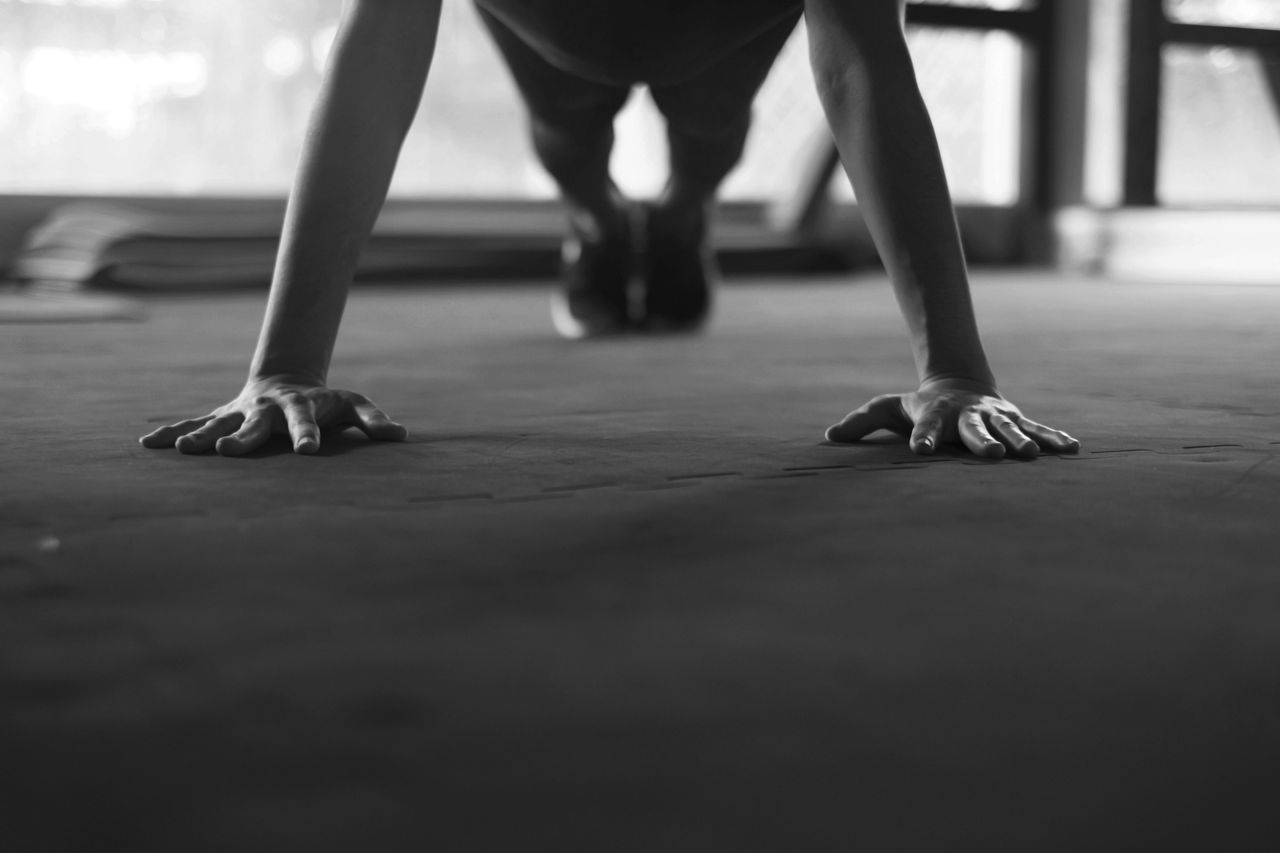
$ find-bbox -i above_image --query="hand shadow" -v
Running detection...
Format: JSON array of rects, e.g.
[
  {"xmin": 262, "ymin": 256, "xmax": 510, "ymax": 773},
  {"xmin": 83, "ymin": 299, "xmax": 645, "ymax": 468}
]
[
  {"xmin": 820, "ymin": 433, "xmax": 1018, "ymax": 466},
  {"xmin": 226, "ymin": 427, "xmax": 379, "ymax": 459}
]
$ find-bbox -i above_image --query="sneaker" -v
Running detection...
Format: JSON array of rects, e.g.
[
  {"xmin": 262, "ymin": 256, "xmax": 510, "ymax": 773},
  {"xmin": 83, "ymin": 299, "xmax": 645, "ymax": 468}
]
[
  {"xmin": 550, "ymin": 203, "xmax": 634, "ymax": 340},
  {"xmin": 641, "ymin": 202, "xmax": 716, "ymax": 333}
]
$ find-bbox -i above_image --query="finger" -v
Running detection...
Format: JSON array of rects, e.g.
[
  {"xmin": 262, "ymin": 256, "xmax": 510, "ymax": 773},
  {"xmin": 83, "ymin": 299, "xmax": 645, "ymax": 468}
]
[
  {"xmin": 215, "ymin": 413, "xmax": 273, "ymax": 457},
  {"xmin": 281, "ymin": 395, "xmax": 320, "ymax": 454},
  {"xmin": 988, "ymin": 413, "xmax": 1039, "ymax": 458},
  {"xmin": 351, "ymin": 400, "xmax": 408, "ymax": 442},
  {"xmin": 957, "ymin": 408, "xmax": 1005, "ymax": 459},
  {"xmin": 139, "ymin": 416, "xmax": 214, "ymax": 449},
  {"xmin": 1017, "ymin": 417, "xmax": 1081, "ymax": 454},
  {"xmin": 909, "ymin": 410, "xmax": 945, "ymax": 455},
  {"xmin": 174, "ymin": 414, "xmax": 243, "ymax": 455},
  {"xmin": 825, "ymin": 395, "xmax": 910, "ymax": 443}
]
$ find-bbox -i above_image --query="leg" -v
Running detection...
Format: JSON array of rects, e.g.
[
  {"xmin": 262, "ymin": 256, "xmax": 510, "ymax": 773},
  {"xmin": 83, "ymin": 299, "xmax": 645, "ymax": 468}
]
[
  {"xmin": 644, "ymin": 12, "xmax": 801, "ymax": 331},
  {"xmin": 476, "ymin": 5, "xmax": 635, "ymax": 337}
]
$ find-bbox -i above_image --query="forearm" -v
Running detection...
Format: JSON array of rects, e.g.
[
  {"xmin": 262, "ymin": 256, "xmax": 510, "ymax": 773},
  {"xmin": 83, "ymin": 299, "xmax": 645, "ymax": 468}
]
[
  {"xmin": 816, "ymin": 50, "xmax": 996, "ymax": 388},
  {"xmin": 249, "ymin": 1, "xmax": 441, "ymax": 383}
]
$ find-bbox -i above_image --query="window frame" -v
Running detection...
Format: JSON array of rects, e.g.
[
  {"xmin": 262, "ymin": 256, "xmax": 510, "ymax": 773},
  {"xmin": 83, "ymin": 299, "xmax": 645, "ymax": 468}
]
[{"xmin": 1123, "ymin": 0, "xmax": 1280, "ymax": 206}]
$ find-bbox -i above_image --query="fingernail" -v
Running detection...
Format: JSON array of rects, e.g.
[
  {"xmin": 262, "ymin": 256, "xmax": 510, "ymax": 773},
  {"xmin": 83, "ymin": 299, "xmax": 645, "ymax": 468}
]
[{"xmin": 296, "ymin": 439, "xmax": 317, "ymax": 452}]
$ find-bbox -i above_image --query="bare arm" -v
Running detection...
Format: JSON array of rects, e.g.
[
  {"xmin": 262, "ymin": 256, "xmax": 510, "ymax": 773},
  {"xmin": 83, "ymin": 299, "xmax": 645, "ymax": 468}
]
[
  {"xmin": 142, "ymin": 0, "xmax": 443, "ymax": 455},
  {"xmin": 804, "ymin": 0, "xmax": 1078, "ymax": 457},
  {"xmin": 251, "ymin": 0, "xmax": 442, "ymax": 384}
]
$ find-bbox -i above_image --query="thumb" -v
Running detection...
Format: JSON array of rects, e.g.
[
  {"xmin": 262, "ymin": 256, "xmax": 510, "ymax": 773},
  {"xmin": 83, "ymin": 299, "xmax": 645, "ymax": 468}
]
[{"xmin": 825, "ymin": 394, "xmax": 910, "ymax": 443}]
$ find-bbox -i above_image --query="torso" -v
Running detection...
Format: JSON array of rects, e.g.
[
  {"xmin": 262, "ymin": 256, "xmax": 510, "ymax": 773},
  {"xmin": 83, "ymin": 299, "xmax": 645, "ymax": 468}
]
[{"xmin": 473, "ymin": 0, "xmax": 804, "ymax": 86}]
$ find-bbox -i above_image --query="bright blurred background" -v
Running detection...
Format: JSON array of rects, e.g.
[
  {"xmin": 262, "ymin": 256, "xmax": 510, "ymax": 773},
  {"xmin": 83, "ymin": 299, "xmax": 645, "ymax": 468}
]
[
  {"xmin": 0, "ymin": 0, "xmax": 1031, "ymax": 203},
  {"xmin": 1, "ymin": 0, "xmax": 1278, "ymax": 206}
]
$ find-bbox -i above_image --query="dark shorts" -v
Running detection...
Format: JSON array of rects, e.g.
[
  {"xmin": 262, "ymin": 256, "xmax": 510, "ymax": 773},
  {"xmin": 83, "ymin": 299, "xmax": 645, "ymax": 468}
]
[{"xmin": 474, "ymin": 1, "xmax": 802, "ymax": 132}]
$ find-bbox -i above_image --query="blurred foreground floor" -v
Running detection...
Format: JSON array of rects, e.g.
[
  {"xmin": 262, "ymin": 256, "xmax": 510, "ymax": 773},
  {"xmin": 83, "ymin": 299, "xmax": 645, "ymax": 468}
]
[{"xmin": 2, "ymin": 272, "xmax": 1279, "ymax": 851}]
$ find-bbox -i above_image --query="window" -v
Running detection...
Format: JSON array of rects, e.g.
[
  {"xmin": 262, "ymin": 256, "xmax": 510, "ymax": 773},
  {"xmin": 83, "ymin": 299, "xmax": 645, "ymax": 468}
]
[
  {"xmin": 1160, "ymin": 44, "xmax": 1280, "ymax": 204},
  {"xmin": 1159, "ymin": 0, "xmax": 1280, "ymax": 204},
  {"xmin": 0, "ymin": 0, "xmax": 347, "ymax": 194},
  {"xmin": 1121, "ymin": 0, "xmax": 1280, "ymax": 205}
]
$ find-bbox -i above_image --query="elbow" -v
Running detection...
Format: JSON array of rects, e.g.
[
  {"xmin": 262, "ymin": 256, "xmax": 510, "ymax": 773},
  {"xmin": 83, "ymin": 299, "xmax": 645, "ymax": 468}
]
[
  {"xmin": 808, "ymin": 21, "xmax": 918, "ymax": 108},
  {"xmin": 805, "ymin": 0, "xmax": 913, "ymax": 104},
  {"xmin": 811, "ymin": 63, "xmax": 867, "ymax": 109},
  {"xmin": 810, "ymin": 47, "xmax": 921, "ymax": 114},
  {"xmin": 812, "ymin": 58, "xmax": 895, "ymax": 119}
]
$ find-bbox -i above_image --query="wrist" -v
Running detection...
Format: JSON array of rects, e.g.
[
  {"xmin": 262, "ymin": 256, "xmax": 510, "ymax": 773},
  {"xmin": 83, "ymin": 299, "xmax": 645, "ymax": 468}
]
[
  {"xmin": 918, "ymin": 373, "xmax": 998, "ymax": 395},
  {"xmin": 910, "ymin": 327, "xmax": 994, "ymax": 390},
  {"xmin": 249, "ymin": 350, "xmax": 328, "ymax": 387},
  {"xmin": 246, "ymin": 365, "xmax": 327, "ymax": 388},
  {"xmin": 918, "ymin": 348, "xmax": 995, "ymax": 392}
]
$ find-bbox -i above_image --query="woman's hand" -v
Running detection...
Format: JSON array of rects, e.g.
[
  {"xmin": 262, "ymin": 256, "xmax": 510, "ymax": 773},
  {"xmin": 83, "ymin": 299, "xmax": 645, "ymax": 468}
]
[
  {"xmin": 826, "ymin": 378, "xmax": 1079, "ymax": 459},
  {"xmin": 139, "ymin": 376, "xmax": 407, "ymax": 456}
]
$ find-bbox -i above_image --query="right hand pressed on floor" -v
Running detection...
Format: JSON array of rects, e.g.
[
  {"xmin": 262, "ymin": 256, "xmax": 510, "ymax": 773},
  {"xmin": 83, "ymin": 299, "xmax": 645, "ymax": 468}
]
[{"xmin": 139, "ymin": 376, "xmax": 407, "ymax": 456}]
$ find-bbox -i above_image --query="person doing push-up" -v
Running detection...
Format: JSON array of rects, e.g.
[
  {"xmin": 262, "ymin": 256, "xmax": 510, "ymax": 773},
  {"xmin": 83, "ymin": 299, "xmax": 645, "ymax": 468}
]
[{"xmin": 140, "ymin": 0, "xmax": 1080, "ymax": 460}]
